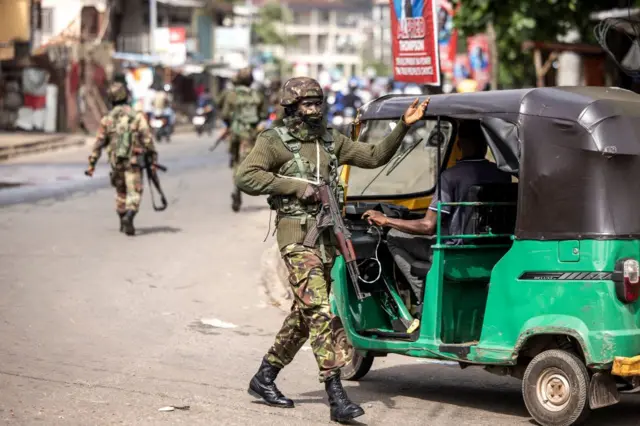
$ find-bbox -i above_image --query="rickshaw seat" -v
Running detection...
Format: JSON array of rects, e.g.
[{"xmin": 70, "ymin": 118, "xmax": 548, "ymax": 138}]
[{"xmin": 462, "ymin": 182, "xmax": 518, "ymax": 244}]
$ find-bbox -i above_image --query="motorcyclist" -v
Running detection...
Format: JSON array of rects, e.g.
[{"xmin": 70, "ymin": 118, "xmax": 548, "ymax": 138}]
[
  {"xmin": 152, "ymin": 84, "xmax": 175, "ymax": 134},
  {"xmin": 197, "ymin": 87, "xmax": 215, "ymax": 125},
  {"xmin": 340, "ymin": 78, "xmax": 364, "ymax": 111}
]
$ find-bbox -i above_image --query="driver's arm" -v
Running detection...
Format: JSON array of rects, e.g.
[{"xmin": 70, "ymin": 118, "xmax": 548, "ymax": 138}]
[
  {"xmin": 363, "ymin": 175, "xmax": 452, "ymax": 236},
  {"xmin": 385, "ymin": 210, "xmax": 438, "ymax": 235},
  {"xmin": 336, "ymin": 117, "xmax": 411, "ymax": 169}
]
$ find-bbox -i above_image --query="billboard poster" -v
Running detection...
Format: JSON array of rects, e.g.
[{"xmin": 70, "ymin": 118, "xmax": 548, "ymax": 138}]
[
  {"xmin": 155, "ymin": 27, "xmax": 187, "ymax": 66},
  {"xmin": 452, "ymin": 53, "xmax": 470, "ymax": 87},
  {"xmin": 389, "ymin": 0, "xmax": 441, "ymax": 85},
  {"xmin": 437, "ymin": 0, "xmax": 458, "ymax": 75},
  {"xmin": 467, "ymin": 34, "xmax": 491, "ymax": 90}
]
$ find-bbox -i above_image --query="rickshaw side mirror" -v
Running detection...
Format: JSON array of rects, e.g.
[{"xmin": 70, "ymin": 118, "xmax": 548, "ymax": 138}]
[{"xmin": 427, "ymin": 130, "xmax": 446, "ymax": 147}]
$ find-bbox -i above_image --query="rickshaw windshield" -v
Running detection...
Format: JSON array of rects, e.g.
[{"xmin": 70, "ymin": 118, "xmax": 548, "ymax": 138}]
[{"xmin": 348, "ymin": 118, "xmax": 454, "ymax": 197}]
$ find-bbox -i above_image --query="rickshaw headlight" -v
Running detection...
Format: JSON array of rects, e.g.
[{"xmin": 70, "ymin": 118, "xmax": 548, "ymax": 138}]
[{"xmin": 614, "ymin": 258, "xmax": 640, "ymax": 303}]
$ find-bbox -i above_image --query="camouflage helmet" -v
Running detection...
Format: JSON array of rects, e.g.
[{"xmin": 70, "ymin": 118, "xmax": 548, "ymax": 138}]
[
  {"xmin": 107, "ymin": 82, "xmax": 129, "ymax": 103},
  {"xmin": 236, "ymin": 67, "xmax": 254, "ymax": 85},
  {"xmin": 280, "ymin": 77, "xmax": 323, "ymax": 106}
]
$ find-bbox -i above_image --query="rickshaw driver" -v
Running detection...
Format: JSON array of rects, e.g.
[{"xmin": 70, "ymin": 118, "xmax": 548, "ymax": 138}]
[{"xmin": 362, "ymin": 121, "xmax": 511, "ymax": 309}]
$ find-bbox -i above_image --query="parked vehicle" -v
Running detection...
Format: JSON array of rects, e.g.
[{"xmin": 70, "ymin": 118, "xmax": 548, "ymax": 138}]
[{"xmin": 332, "ymin": 87, "xmax": 640, "ymax": 426}]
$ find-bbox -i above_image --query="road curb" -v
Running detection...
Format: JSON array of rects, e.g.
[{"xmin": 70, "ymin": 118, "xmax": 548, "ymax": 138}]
[
  {"xmin": 0, "ymin": 135, "xmax": 88, "ymax": 162},
  {"xmin": 0, "ymin": 125, "xmax": 194, "ymax": 162}
]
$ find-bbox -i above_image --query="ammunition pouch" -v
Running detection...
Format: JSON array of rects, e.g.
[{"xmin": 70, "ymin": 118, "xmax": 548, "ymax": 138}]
[{"xmin": 267, "ymin": 194, "xmax": 320, "ymax": 216}]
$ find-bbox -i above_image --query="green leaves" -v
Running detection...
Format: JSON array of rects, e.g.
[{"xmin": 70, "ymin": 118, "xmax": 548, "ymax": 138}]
[{"xmin": 453, "ymin": 0, "xmax": 621, "ymax": 87}]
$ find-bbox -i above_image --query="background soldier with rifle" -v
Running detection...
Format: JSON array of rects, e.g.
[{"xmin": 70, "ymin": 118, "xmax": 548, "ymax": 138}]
[
  {"xmin": 235, "ymin": 76, "xmax": 428, "ymax": 423},
  {"xmin": 221, "ymin": 67, "xmax": 268, "ymax": 212},
  {"xmin": 84, "ymin": 82, "xmax": 160, "ymax": 236}
]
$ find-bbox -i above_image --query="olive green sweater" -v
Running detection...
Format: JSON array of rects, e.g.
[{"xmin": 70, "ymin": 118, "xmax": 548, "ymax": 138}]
[{"xmin": 235, "ymin": 118, "xmax": 411, "ymax": 249}]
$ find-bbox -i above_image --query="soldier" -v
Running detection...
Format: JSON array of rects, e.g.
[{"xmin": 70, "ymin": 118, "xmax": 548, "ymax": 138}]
[
  {"xmin": 85, "ymin": 82, "xmax": 158, "ymax": 236},
  {"xmin": 216, "ymin": 76, "xmax": 237, "ymax": 168},
  {"xmin": 236, "ymin": 77, "xmax": 428, "ymax": 422},
  {"xmin": 222, "ymin": 67, "xmax": 268, "ymax": 212},
  {"xmin": 268, "ymin": 78, "xmax": 285, "ymax": 127}
]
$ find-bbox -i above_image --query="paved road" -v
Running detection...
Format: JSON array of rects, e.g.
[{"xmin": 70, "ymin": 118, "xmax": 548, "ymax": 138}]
[{"xmin": 1, "ymin": 133, "xmax": 639, "ymax": 425}]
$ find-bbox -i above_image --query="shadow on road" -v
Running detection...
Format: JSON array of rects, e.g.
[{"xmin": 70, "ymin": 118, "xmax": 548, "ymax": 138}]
[
  {"xmin": 241, "ymin": 205, "xmax": 271, "ymax": 213},
  {"xmin": 298, "ymin": 363, "xmax": 640, "ymax": 425},
  {"xmin": 136, "ymin": 226, "xmax": 182, "ymax": 236}
]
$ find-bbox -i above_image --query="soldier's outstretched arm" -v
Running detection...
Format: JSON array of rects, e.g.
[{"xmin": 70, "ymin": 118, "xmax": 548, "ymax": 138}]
[
  {"xmin": 335, "ymin": 117, "xmax": 410, "ymax": 169},
  {"xmin": 86, "ymin": 116, "xmax": 110, "ymax": 173},
  {"xmin": 235, "ymin": 131, "xmax": 307, "ymax": 197},
  {"xmin": 336, "ymin": 98, "xmax": 429, "ymax": 169}
]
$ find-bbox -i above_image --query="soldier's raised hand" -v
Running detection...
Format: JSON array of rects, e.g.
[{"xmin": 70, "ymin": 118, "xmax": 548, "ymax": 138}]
[{"xmin": 403, "ymin": 98, "xmax": 430, "ymax": 125}]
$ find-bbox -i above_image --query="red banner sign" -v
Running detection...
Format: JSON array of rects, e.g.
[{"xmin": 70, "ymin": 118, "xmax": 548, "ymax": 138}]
[
  {"xmin": 389, "ymin": 0, "xmax": 441, "ymax": 86},
  {"xmin": 437, "ymin": 0, "xmax": 458, "ymax": 75}
]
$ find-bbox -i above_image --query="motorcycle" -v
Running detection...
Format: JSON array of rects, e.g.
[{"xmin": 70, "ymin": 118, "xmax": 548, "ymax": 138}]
[
  {"xmin": 150, "ymin": 109, "xmax": 173, "ymax": 143},
  {"xmin": 193, "ymin": 105, "xmax": 214, "ymax": 137},
  {"xmin": 331, "ymin": 106, "xmax": 356, "ymax": 136}
]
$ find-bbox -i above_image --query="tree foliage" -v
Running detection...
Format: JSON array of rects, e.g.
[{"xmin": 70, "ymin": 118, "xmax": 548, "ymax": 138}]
[
  {"xmin": 452, "ymin": 0, "xmax": 635, "ymax": 87},
  {"xmin": 252, "ymin": 1, "xmax": 293, "ymax": 46}
]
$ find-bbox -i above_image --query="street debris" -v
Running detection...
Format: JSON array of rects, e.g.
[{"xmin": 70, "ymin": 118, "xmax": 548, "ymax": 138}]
[
  {"xmin": 158, "ymin": 405, "xmax": 190, "ymax": 412},
  {"xmin": 200, "ymin": 318, "xmax": 237, "ymax": 329}
]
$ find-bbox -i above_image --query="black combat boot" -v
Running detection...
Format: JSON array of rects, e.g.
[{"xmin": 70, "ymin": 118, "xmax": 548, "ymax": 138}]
[
  {"xmin": 121, "ymin": 210, "xmax": 136, "ymax": 236},
  {"xmin": 325, "ymin": 375, "xmax": 364, "ymax": 423},
  {"xmin": 248, "ymin": 358, "xmax": 294, "ymax": 408},
  {"xmin": 231, "ymin": 189, "xmax": 242, "ymax": 212},
  {"xmin": 118, "ymin": 212, "xmax": 126, "ymax": 232}
]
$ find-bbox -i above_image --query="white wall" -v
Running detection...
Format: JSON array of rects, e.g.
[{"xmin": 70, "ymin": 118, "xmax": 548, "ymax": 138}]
[{"xmin": 40, "ymin": 0, "xmax": 85, "ymax": 45}]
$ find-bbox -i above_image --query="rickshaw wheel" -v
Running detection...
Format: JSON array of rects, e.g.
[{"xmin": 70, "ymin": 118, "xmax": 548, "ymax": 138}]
[
  {"xmin": 522, "ymin": 349, "xmax": 591, "ymax": 426},
  {"xmin": 334, "ymin": 324, "xmax": 374, "ymax": 381}
]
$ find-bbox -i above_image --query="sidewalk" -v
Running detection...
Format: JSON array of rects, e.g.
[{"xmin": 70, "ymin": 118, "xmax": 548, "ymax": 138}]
[
  {"xmin": 0, "ymin": 132, "xmax": 89, "ymax": 162},
  {"xmin": 0, "ymin": 124, "xmax": 193, "ymax": 162}
]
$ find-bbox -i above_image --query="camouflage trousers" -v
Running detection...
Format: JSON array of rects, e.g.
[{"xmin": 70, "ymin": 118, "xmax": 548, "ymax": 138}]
[
  {"xmin": 231, "ymin": 136, "xmax": 254, "ymax": 172},
  {"xmin": 265, "ymin": 244, "xmax": 345, "ymax": 382},
  {"xmin": 110, "ymin": 164, "xmax": 143, "ymax": 213}
]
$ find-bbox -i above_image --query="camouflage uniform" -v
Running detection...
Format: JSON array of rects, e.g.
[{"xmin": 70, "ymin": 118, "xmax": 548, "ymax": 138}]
[
  {"xmin": 221, "ymin": 67, "xmax": 268, "ymax": 211},
  {"xmin": 87, "ymin": 82, "xmax": 157, "ymax": 235},
  {"xmin": 265, "ymin": 245, "xmax": 345, "ymax": 378},
  {"xmin": 238, "ymin": 77, "xmax": 413, "ymax": 421}
]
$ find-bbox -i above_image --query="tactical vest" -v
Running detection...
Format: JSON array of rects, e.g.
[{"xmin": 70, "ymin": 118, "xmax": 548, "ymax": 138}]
[{"xmin": 267, "ymin": 126, "xmax": 344, "ymax": 218}]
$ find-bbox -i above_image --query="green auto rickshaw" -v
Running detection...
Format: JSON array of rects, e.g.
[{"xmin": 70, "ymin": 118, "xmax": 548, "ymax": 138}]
[{"xmin": 330, "ymin": 86, "xmax": 640, "ymax": 426}]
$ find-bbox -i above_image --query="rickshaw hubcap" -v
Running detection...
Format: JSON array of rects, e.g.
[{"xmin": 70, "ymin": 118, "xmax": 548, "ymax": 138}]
[
  {"xmin": 334, "ymin": 328, "xmax": 354, "ymax": 365},
  {"xmin": 536, "ymin": 370, "xmax": 571, "ymax": 411}
]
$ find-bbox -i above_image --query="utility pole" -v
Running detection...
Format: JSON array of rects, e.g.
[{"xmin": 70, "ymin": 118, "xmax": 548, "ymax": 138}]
[
  {"xmin": 149, "ymin": 0, "xmax": 157, "ymax": 55},
  {"xmin": 246, "ymin": 0, "xmax": 253, "ymax": 66}
]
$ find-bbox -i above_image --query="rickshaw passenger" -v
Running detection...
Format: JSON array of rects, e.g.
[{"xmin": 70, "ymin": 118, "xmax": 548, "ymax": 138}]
[{"xmin": 362, "ymin": 122, "xmax": 511, "ymax": 303}]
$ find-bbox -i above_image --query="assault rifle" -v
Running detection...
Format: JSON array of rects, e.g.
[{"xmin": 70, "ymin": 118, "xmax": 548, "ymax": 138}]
[
  {"xmin": 139, "ymin": 152, "xmax": 168, "ymax": 211},
  {"xmin": 303, "ymin": 183, "xmax": 365, "ymax": 300},
  {"xmin": 208, "ymin": 127, "xmax": 231, "ymax": 152}
]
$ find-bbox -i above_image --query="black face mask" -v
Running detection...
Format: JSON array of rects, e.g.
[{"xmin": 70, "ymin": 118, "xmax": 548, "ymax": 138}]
[{"xmin": 301, "ymin": 112, "xmax": 324, "ymax": 127}]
